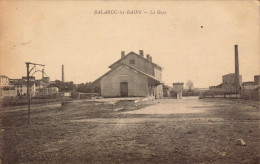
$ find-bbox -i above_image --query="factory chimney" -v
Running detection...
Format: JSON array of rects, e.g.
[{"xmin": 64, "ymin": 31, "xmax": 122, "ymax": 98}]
[
  {"xmin": 42, "ymin": 68, "xmax": 44, "ymax": 79},
  {"xmin": 62, "ymin": 64, "xmax": 64, "ymax": 82},
  {"xmin": 234, "ymin": 45, "xmax": 240, "ymax": 92}
]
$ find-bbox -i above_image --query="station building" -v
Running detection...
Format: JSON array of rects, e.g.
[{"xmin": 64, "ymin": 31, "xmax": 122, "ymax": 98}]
[{"xmin": 91, "ymin": 50, "xmax": 164, "ymax": 99}]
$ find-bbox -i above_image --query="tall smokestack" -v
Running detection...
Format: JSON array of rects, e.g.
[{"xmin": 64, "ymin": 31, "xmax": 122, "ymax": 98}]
[
  {"xmin": 62, "ymin": 64, "xmax": 64, "ymax": 82},
  {"xmin": 42, "ymin": 68, "xmax": 44, "ymax": 79},
  {"xmin": 234, "ymin": 45, "xmax": 239, "ymax": 92}
]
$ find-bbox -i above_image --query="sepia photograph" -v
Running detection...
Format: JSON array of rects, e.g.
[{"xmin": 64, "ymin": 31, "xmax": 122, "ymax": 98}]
[{"xmin": 0, "ymin": 0, "xmax": 259, "ymax": 163}]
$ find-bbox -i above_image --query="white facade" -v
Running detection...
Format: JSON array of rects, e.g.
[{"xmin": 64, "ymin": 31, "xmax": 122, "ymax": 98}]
[
  {"xmin": 14, "ymin": 82, "xmax": 36, "ymax": 96},
  {"xmin": 48, "ymin": 87, "xmax": 59, "ymax": 95},
  {"xmin": 2, "ymin": 88, "xmax": 16, "ymax": 97},
  {"xmin": 0, "ymin": 75, "xmax": 10, "ymax": 88}
]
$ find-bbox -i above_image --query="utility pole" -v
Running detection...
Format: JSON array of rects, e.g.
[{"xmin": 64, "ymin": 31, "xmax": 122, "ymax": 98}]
[
  {"xmin": 234, "ymin": 45, "xmax": 240, "ymax": 95},
  {"xmin": 25, "ymin": 62, "xmax": 45, "ymax": 125},
  {"xmin": 26, "ymin": 63, "xmax": 30, "ymax": 125}
]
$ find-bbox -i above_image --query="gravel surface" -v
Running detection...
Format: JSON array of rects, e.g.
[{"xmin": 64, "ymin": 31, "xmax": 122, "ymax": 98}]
[{"xmin": 0, "ymin": 97, "xmax": 259, "ymax": 164}]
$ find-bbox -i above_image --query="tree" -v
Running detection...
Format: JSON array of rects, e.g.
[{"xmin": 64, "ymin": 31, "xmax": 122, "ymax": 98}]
[
  {"xmin": 77, "ymin": 82, "xmax": 92, "ymax": 93},
  {"xmin": 186, "ymin": 80, "xmax": 194, "ymax": 91},
  {"xmin": 51, "ymin": 80, "xmax": 76, "ymax": 92}
]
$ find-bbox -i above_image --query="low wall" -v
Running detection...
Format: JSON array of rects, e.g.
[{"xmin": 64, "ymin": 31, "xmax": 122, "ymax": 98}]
[
  {"xmin": 241, "ymin": 88, "xmax": 260, "ymax": 100},
  {"xmin": 0, "ymin": 97, "xmax": 72, "ymax": 107}
]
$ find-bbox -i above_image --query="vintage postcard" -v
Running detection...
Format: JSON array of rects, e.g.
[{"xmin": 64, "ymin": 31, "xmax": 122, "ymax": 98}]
[{"xmin": 0, "ymin": 0, "xmax": 259, "ymax": 163}]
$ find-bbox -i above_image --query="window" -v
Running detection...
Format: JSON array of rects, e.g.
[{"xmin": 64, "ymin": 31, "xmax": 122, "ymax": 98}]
[{"xmin": 129, "ymin": 60, "xmax": 135, "ymax": 65}]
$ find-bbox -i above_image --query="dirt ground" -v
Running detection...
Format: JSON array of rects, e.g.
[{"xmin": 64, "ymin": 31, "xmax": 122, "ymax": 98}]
[{"xmin": 0, "ymin": 97, "xmax": 259, "ymax": 164}]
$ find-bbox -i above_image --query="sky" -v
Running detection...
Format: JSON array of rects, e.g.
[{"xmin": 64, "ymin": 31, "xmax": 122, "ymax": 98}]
[{"xmin": 0, "ymin": 0, "xmax": 259, "ymax": 88}]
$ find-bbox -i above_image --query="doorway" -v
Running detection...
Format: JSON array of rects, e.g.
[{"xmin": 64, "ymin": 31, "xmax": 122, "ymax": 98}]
[{"xmin": 120, "ymin": 82, "xmax": 128, "ymax": 97}]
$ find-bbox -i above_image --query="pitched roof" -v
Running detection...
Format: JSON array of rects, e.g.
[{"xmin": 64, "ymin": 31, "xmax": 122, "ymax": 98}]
[
  {"xmin": 108, "ymin": 51, "xmax": 163, "ymax": 69},
  {"xmin": 91, "ymin": 63, "xmax": 164, "ymax": 85},
  {"xmin": 163, "ymin": 84, "xmax": 172, "ymax": 89},
  {"xmin": 0, "ymin": 75, "xmax": 9, "ymax": 79},
  {"xmin": 125, "ymin": 63, "xmax": 164, "ymax": 83},
  {"xmin": 14, "ymin": 80, "xmax": 30, "ymax": 85}
]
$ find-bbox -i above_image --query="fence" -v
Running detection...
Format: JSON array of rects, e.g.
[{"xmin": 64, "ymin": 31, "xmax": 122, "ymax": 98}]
[{"xmin": 0, "ymin": 96, "xmax": 72, "ymax": 107}]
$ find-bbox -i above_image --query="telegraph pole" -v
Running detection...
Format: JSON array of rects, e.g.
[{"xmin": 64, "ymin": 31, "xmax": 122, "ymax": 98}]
[
  {"xmin": 26, "ymin": 63, "xmax": 30, "ymax": 125},
  {"xmin": 26, "ymin": 62, "xmax": 45, "ymax": 125}
]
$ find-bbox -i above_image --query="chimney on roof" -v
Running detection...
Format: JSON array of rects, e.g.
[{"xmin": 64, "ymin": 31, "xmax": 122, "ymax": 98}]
[
  {"xmin": 146, "ymin": 54, "xmax": 150, "ymax": 60},
  {"xmin": 150, "ymin": 56, "xmax": 152, "ymax": 62},
  {"xmin": 139, "ymin": 50, "xmax": 144, "ymax": 57},
  {"xmin": 121, "ymin": 51, "xmax": 125, "ymax": 58},
  {"xmin": 234, "ymin": 45, "xmax": 240, "ymax": 92}
]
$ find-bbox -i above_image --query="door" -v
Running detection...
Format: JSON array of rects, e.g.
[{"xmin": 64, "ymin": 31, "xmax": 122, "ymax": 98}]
[{"xmin": 120, "ymin": 82, "xmax": 128, "ymax": 97}]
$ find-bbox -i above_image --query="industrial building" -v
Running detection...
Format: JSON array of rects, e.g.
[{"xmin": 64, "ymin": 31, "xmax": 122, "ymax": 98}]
[
  {"xmin": 209, "ymin": 73, "xmax": 242, "ymax": 94},
  {"xmin": 209, "ymin": 45, "xmax": 242, "ymax": 94},
  {"xmin": 91, "ymin": 50, "xmax": 164, "ymax": 98},
  {"xmin": 241, "ymin": 75, "xmax": 260, "ymax": 100}
]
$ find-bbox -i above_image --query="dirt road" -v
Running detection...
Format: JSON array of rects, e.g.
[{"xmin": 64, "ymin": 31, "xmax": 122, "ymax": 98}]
[{"xmin": 0, "ymin": 97, "xmax": 259, "ymax": 163}]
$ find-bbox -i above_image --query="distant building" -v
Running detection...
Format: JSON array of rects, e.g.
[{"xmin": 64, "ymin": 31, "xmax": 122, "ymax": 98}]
[
  {"xmin": 1, "ymin": 75, "xmax": 56, "ymax": 98},
  {"xmin": 172, "ymin": 82, "xmax": 184, "ymax": 99},
  {"xmin": 42, "ymin": 77, "xmax": 50, "ymax": 83},
  {"xmin": 0, "ymin": 75, "xmax": 10, "ymax": 97},
  {"xmin": 209, "ymin": 45, "xmax": 242, "ymax": 94},
  {"xmin": 163, "ymin": 84, "xmax": 172, "ymax": 97},
  {"xmin": 1, "ymin": 86, "xmax": 16, "ymax": 97},
  {"xmin": 13, "ymin": 77, "xmax": 52, "ymax": 97},
  {"xmin": 0, "ymin": 75, "xmax": 10, "ymax": 88},
  {"xmin": 37, "ymin": 87, "xmax": 59, "ymax": 97},
  {"xmin": 35, "ymin": 80, "xmax": 49, "ymax": 95},
  {"xmin": 241, "ymin": 75, "xmax": 260, "ymax": 100},
  {"xmin": 254, "ymin": 75, "xmax": 260, "ymax": 85},
  {"xmin": 91, "ymin": 50, "xmax": 164, "ymax": 99},
  {"xmin": 14, "ymin": 80, "xmax": 36, "ymax": 96},
  {"xmin": 209, "ymin": 73, "xmax": 242, "ymax": 94},
  {"xmin": 48, "ymin": 87, "xmax": 59, "ymax": 95},
  {"xmin": 22, "ymin": 76, "xmax": 36, "ymax": 81},
  {"xmin": 222, "ymin": 73, "xmax": 242, "ymax": 92}
]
